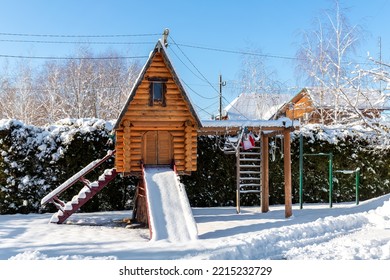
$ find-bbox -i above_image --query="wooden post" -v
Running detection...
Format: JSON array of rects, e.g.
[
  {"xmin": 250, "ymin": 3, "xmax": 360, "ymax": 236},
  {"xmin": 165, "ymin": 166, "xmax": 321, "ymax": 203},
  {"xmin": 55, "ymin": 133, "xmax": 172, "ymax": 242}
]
[
  {"xmin": 283, "ymin": 129, "xmax": 292, "ymax": 218},
  {"xmin": 123, "ymin": 120, "xmax": 131, "ymax": 173},
  {"xmin": 184, "ymin": 120, "xmax": 193, "ymax": 171},
  {"xmin": 261, "ymin": 134, "xmax": 269, "ymax": 213},
  {"xmin": 236, "ymin": 148, "xmax": 241, "ymax": 214}
]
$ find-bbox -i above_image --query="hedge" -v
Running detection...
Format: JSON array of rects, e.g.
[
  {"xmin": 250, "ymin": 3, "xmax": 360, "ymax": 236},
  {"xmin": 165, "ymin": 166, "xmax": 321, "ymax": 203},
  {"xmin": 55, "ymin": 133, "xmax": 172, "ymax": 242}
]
[{"xmin": 1, "ymin": 119, "xmax": 389, "ymax": 214}]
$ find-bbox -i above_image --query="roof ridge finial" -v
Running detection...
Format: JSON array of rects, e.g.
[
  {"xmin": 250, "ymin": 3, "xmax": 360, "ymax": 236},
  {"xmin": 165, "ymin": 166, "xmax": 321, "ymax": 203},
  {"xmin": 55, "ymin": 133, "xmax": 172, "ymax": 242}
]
[{"xmin": 162, "ymin": 28, "xmax": 169, "ymax": 47}]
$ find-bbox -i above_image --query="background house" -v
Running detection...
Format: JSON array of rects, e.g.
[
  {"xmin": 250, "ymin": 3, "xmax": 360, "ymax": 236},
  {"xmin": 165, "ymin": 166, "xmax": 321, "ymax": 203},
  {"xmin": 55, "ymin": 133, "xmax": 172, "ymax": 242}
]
[
  {"xmin": 220, "ymin": 92, "xmax": 291, "ymax": 120},
  {"xmin": 272, "ymin": 87, "xmax": 390, "ymax": 124}
]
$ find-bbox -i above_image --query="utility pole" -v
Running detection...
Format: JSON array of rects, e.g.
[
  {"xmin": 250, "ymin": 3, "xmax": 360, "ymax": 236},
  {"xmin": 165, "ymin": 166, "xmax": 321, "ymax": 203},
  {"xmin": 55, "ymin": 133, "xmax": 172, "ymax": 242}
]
[{"xmin": 219, "ymin": 74, "xmax": 226, "ymax": 120}]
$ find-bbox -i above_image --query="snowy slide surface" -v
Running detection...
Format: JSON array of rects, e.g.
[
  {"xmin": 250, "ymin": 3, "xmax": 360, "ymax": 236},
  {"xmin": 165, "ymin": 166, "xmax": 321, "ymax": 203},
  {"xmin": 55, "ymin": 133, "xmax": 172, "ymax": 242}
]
[{"xmin": 143, "ymin": 167, "xmax": 198, "ymax": 242}]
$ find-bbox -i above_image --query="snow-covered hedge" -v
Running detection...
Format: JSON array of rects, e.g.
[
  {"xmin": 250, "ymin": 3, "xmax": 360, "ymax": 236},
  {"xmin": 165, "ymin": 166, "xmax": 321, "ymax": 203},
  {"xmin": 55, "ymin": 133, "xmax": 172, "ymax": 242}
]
[
  {"xmin": 0, "ymin": 119, "xmax": 137, "ymax": 214},
  {"xmin": 1, "ymin": 119, "xmax": 389, "ymax": 214},
  {"xmin": 184, "ymin": 125, "xmax": 390, "ymax": 207},
  {"xmin": 288, "ymin": 124, "xmax": 390, "ymax": 204}
]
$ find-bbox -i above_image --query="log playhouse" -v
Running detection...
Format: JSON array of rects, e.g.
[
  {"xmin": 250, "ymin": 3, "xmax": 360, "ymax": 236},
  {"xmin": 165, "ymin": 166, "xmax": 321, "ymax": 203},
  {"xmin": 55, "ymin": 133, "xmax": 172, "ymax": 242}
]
[{"xmin": 41, "ymin": 35, "xmax": 297, "ymax": 239}]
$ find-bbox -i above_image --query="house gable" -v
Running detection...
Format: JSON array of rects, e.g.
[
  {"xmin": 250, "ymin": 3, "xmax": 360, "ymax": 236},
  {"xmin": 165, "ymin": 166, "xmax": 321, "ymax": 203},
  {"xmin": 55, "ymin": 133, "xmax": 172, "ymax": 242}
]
[{"xmin": 114, "ymin": 40, "xmax": 201, "ymax": 175}]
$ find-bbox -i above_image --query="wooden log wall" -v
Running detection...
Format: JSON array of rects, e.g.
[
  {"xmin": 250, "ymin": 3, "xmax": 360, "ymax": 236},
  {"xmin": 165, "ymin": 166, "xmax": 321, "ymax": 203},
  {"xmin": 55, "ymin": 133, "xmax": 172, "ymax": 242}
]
[{"xmin": 115, "ymin": 52, "xmax": 198, "ymax": 175}]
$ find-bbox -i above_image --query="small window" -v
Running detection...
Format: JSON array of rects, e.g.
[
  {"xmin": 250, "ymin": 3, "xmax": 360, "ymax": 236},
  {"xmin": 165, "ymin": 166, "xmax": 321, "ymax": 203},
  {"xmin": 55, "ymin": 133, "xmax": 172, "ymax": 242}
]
[
  {"xmin": 152, "ymin": 82, "xmax": 164, "ymax": 102},
  {"xmin": 148, "ymin": 77, "xmax": 167, "ymax": 106}
]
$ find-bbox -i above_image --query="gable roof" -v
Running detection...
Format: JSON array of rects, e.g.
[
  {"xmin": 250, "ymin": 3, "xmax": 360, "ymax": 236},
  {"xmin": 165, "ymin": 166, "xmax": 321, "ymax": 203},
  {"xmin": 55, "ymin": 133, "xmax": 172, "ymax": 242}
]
[
  {"xmin": 224, "ymin": 92, "xmax": 291, "ymax": 120},
  {"xmin": 273, "ymin": 87, "xmax": 389, "ymax": 119},
  {"xmin": 114, "ymin": 39, "xmax": 202, "ymax": 129},
  {"xmin": 305, "ymin": 87, "xmax": 387, "ymax": 109}
]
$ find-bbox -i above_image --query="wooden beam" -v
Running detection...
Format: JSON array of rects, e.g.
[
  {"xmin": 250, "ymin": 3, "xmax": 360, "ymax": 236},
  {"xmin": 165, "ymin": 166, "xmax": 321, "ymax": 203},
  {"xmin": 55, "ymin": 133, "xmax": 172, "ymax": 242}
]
[
  {"xmin": 261, "ymin": 134, "xmax": 269, "ymax": 213},
  {"xmin": 198, "ymin": 126, "xmax": 289, "ymax": 136},
  {"xmin": 283, "ymin": 129, "xmax": 292, "ymax": 218},
  {"xmin": 262, "ymin": 130, "xmax": 285, "ymax": 138}
]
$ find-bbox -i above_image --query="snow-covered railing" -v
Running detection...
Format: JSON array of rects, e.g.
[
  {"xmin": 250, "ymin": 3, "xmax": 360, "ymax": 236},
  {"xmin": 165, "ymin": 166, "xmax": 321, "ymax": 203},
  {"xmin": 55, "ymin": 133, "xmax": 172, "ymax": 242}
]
[{"xmin": 41, "ymin": 150, "xmax": 116, "ymax": 206}]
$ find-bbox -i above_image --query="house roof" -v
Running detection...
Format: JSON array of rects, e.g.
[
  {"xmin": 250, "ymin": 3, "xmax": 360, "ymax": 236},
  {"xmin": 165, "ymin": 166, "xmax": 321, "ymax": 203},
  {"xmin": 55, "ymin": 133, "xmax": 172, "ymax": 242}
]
[
  {"xmin": 305, "ymin": 87, "xmax": 388, "ymax": 109},
  {"xmin": 273, "ymin": 87, "xmax": 390, "ymax": 118},
  {"xmin": 114, "ymin": 39, "xmax": 202, "ymax": 129},
  {"xmin": 223, "ymin": 92, "xmax": 291, "ymax": 120}
]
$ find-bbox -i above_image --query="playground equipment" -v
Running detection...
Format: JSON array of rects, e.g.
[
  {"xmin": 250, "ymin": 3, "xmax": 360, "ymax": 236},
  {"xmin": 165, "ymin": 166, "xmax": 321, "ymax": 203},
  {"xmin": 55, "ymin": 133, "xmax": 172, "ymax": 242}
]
[
  {"xmin": 298, "ymin": 134, "xmax": 360, "ymax": 209},
  {"xmin": 222, "ymin": 128, "xmax": 262, "ymax": 214},
  {"xmin": 40, "ymin": 150, "xmax": 117, "ymax": 223},
  {"xmin": 334, "ymin": 168, "xmax": 361, "ymax": 205},
  {"xmin": 41, "ymin": 33, "xmax": 298, "ymax": 242}
]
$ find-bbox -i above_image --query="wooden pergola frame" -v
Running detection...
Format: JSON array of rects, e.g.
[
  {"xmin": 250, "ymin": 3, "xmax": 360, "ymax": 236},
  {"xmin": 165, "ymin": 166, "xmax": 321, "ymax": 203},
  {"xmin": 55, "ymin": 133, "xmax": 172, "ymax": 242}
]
[{"xmin": 199, "ymin": 121, "xmax": 297, "ymax": 218}]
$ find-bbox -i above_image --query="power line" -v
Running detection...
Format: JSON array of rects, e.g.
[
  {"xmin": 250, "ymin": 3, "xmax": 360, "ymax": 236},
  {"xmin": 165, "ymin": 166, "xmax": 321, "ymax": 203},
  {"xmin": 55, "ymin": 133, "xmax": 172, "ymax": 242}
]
[
  {"xmin": 0, "ymin": 39, "xmax": 155, "ymax": 45},
  {"xmin": 168, "ymin": 45, "xmax": 207, "ymax": 83},
  {"xmin": 169, "ymin": 35, "xmax": 220, "ymax": 95},
  {"xmin": 194, "ymin": 103, "xmax": 214, "ymax": 118},
  {"xmin": 221, "ymin": 95, "xmax": 251, "ymax": 121},
  {"xmin": 173, "ymin": 42, "xmax": 299, "ymax": 61},
  {"xmin": 0, "ymin": 54, "xmax": 149, "ymax": 60},
  {"xmin": 173, "ymin": 42, "xmax": 377, "ymax": 66},
  {"xmin": 0, "ymin": 32, "xmax": 160, "ymax": 38},
  {"xmin": 180, "ymin": 78, "xmax": 218, "ymax": 100}
]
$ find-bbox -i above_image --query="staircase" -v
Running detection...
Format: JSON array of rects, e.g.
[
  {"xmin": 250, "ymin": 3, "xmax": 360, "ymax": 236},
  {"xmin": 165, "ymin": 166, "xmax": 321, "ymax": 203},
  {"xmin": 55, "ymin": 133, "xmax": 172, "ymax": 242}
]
[
  {"xmin": 223, "ymin": 132, "xmax": 262, "ymax": 213},
  {"xmin": 49, "ymin": 168, "xmax": 117, "ymax": 224},
  {"xmin": 41, "ymin": 150, "xmax": 117, "ymax": 224}
]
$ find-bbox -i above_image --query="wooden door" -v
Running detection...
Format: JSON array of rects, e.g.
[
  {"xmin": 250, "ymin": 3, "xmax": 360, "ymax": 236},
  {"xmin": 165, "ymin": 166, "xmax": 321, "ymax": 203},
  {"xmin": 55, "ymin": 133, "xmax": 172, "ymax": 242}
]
[{"xmin": 143, "ymin": 131, "xmax": 172, "ymax": 165}]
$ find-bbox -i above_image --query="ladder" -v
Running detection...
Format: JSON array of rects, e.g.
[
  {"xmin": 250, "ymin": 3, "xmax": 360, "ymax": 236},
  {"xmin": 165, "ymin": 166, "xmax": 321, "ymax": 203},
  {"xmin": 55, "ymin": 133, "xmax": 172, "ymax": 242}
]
[
  {"xmin": 236, "ymin": 138, "xmax": 261, "ymax": 213},
  {"xmin": 41, "ymin": 150, "xmax": 117, "ymax": 224},
  {"xmin": 222, "ymin": 131, "xmax": 262, "ymax": 213}
]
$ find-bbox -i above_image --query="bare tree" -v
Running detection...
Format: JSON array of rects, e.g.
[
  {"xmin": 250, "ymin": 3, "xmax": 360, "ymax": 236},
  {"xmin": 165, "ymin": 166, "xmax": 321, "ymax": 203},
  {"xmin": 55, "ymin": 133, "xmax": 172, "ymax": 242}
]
[
  {"xmin": 0, "ymin": 46, "xmax": 141, "ymax": 125},
  {"xmin": 0, "ymin": 61, "xmax": 43, "ymax": 124},
  {"xmin": 91, "ymin": 50, "xmax": 140, "ymax": 120},
  {"xmin": 295, "ymin": 0, "xmax": 380, "ymax": 126},
  {"xmin": 37, "ymin": 61, "xmax": 67, "ymax": 124},
  {"xmin": 236, "ymin": 46, "xmax": 287, "ymax": 119}
]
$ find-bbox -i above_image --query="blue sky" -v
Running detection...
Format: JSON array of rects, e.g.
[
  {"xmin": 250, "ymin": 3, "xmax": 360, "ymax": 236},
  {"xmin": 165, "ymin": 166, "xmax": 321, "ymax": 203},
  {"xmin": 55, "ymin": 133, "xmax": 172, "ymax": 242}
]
[{"xmin": 0, "ymin": 0, "xmax": 389, "ymax": 119}]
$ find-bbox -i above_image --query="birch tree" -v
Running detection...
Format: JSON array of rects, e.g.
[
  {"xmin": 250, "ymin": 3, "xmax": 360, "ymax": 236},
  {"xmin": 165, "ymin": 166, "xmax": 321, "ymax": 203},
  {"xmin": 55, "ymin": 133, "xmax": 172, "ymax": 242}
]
[
  {"xmin": 0, "ymin": 61, "xmax": 43, "ymax": 124},
  {"xmin": 0, "ymin": 47, "xmax": 141, "ymax": 125},
  {"xmin": 37, "ymin": 61, "xmax": 67, "ymax": 124},
  {"xmin": 295, "ymin": 0, "xmax": 379, "ymax": 125},
  {"xmin": 237, "ymin": 46, "xmax": 287, "ymax": 119}
]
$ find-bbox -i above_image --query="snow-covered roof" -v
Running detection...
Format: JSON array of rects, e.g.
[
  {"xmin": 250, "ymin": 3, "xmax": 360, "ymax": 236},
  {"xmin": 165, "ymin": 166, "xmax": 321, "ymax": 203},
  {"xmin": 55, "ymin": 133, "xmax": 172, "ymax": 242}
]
[
  {"xmin": 201, "ymin": 117, "xmax": 297, "ymax": 129},
  {"xmin": 223, "ymin": 92, "xmax": 291, "ymax": 120},
  {"xmin": 303, "ymin": 87, "xmax": 388, "ymax": 109},
  {"xmin": 272, "ymin": 87, "xmax": 390, "ymax": 120}
]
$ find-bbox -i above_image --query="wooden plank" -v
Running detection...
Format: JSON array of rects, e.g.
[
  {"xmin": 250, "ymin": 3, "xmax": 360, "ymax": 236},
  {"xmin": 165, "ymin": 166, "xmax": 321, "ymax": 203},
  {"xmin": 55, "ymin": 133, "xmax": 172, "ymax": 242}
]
[
  {"xmin": 127, "ymin": 116, "xmax": 193, "ymax": 122},
  {"xmin": 144, "ymin": 71, "xmax": 172, "ymax": 78},
  {"xmin": 147, "ymin": 65, "xmax": 170, "ymax": 72},
  {"xmin": 126, "ymin": 104, "xmax": 189, "ymax": 111},
  {"xmin": 129, "ymin": 100, "xmax": 188, "ymax": 106},
  {"xmin": 157, "ymin": 131, "xmax": 172, "ymax": 165},
  {"xmin": 124, "ymin": 111, "xmax": 192, "ymax": 118},
  {"xmin": 174, "ymin": 154, "xmax": 185, "ymax": 160},
  {"xmin": 143, "ymin": 131, "xmax": 157, "ymax": 165},
  {"xmin": 130, "ymin": 121, "xmax": 186, "ymax": 128},
  {"xmin": 173, "ymin": 135, "xmax": 186, "ymax": 141},
  {"xmin": 171, "ymin": 131, "xmax": 185, "ymax": 137},
  {"xmin": 198, "ymin": 126, "xmax": 294, "ymax": 136},
  {"xmin": 173, "ymin": 143, "xmax": 185, "ymax": 149}
]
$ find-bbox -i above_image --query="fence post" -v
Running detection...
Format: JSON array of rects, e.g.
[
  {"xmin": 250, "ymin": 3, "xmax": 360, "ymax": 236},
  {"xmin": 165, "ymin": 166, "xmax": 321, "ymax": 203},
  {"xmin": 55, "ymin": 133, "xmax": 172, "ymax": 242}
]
[
  {"xmin": 299, "ymin": 133, "xmax": 304, "ymax": 209},
  {"xmin": 329, "ymin": 153, "xmax": 333, "ymax": 208},
  {"xmin": 355, "ymin": 168, "xmax": 360, "ymax": 205}
]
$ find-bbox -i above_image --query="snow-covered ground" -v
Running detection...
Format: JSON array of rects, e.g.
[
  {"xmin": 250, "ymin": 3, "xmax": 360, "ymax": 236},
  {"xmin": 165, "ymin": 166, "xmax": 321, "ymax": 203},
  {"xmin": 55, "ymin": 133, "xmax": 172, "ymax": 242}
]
[{"xmin": 1, "ymin": 193, "xmax": 389, "ymax": 260}]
